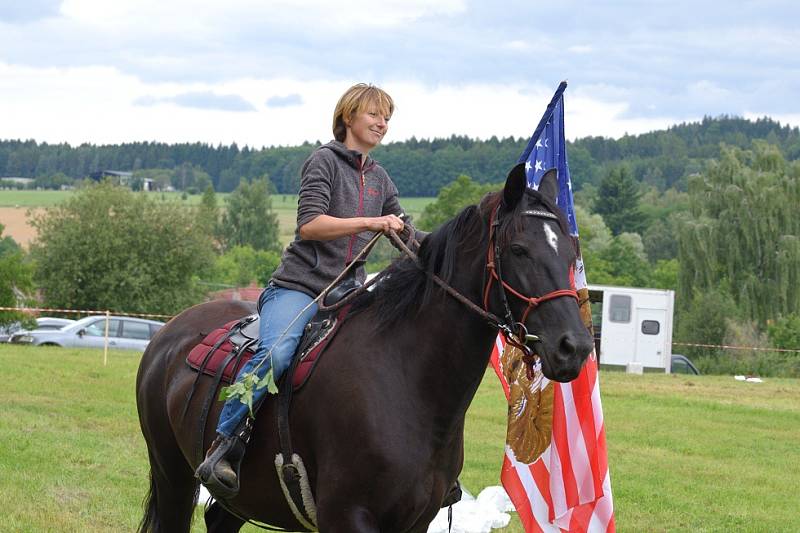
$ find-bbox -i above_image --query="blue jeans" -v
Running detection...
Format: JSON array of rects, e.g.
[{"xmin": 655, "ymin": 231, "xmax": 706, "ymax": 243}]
[{"xmin": 216, "ymin": 283, "xmax": 318, "ymax": 437}]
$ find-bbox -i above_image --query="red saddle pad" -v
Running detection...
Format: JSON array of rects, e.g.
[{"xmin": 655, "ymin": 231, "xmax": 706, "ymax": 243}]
[{"xmin": 186, "ymin": 306, "xmax": 350, "ymax": 390}]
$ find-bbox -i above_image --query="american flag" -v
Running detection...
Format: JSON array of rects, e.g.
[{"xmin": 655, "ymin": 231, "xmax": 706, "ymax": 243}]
[{"xmin": 489, "ymin": 82, "xmax": 615, "ymax": 532}]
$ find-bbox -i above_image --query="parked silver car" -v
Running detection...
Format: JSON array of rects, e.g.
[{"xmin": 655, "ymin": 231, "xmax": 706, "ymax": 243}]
[
  {"xmin": 9, "ymin": 315, "xmax": 164, "ymax": 351},
  {"xmin": 0, "ymin": 317, "xmax": 76, "ymax": 342}
]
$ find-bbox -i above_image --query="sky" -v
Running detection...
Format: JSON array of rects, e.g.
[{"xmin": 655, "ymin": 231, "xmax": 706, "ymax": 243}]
[{"xmin": 1, "ymin": 0, "xmax": 799, "ymax": 148}]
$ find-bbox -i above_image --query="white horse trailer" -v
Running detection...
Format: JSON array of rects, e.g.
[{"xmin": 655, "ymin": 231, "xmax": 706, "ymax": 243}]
[{"xmin": 588, "ymin": 285, "xmax": 675, "ymax": 372}]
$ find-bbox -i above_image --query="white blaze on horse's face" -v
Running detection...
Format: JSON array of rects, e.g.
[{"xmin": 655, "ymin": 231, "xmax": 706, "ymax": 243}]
[{"xmin": 543, "ymin": 222, "xmax": 559, "ymax": 254}]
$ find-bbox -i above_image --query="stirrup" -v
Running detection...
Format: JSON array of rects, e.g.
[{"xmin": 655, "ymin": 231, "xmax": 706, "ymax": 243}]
[{"xmin": 196, "ymin": 419, "xmax": 254, "ymax": 499}]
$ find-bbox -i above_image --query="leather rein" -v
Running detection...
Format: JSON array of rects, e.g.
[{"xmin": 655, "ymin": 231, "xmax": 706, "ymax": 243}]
[{"xmin": 385, "ymin": 204, "xmax": 578, "ymax": 376}]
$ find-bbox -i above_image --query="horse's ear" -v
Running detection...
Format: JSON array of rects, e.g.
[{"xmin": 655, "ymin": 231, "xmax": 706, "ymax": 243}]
[
  {"xmin": 503, "ymin": 162, "xmax": 527, "ymax": 208},
  {"xmin": 538, "ymin": 168, "xmax": 559, "ymax": 202}
]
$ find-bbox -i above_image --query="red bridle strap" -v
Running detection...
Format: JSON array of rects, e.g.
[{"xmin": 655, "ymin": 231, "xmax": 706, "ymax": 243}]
[{"xmin": 482, "ymin": 207, "xmax": 579, "ymax": 326}]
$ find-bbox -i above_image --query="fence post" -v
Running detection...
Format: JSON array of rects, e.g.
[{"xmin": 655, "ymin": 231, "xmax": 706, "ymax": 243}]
[{"xmin": 103, "ymin": 310, "xmax": 110, "ymax": 366}]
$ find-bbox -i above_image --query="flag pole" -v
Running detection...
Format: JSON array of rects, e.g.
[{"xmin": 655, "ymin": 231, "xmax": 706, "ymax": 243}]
[{"xmin": 518, "ymin": 81, "xmax": 568, "ymax": 164}]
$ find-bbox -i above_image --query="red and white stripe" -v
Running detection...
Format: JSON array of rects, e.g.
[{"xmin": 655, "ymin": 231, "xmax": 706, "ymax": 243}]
[{"xmin": 490, "ymin": 330, "xmax": 615, "ymax": 532}]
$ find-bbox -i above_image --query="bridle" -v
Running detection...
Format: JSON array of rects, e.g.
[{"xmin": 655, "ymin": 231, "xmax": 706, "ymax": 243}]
[
  {"xmin": 319, "ymin": 202, "xmax": 579, "ymax": 377},
  {"xmin": 482, "ymin": 204, "xmax": 579, "ymax": 373}
]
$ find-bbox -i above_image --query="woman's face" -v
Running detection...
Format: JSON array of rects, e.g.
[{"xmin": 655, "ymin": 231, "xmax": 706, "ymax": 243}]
[{"xmin": 345, "ymin": 106, "xmax": 390, "ymax": 153}]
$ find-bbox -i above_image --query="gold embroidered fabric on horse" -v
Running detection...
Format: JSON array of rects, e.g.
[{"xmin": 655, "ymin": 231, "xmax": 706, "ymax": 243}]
[{"xmin": 500, "ymin": 344, "xmax": 554, "ymax": 464}]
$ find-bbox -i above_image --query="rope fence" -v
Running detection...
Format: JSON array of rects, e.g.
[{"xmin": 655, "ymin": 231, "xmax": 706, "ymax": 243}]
[
  {"xmin": 3, "ymin": 306, "xmax": 800, "ymax": 354},
  {"xmin": 672, "ymin": 341, "xmax": 800, "ymax": 354},
  {"xmin": 0, "ymin": 305, "xmax": 173, "ymax": 319}
]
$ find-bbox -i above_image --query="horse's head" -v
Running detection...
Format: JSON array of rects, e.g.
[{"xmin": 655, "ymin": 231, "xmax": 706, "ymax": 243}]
[{"xmin": 482, "ymin": 163, "xmax": 593, "ymax": 382}]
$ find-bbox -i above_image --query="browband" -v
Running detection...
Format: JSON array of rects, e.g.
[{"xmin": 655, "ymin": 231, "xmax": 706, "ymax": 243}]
[{"xmin": 523, "ymin": 209, "xmax": 559, "ymax": 220}]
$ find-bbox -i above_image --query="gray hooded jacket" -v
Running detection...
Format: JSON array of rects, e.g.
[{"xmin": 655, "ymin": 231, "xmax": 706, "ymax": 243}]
[{"xmin": 271, "ymin": 141, "xmax": 424, "ymax": 298}]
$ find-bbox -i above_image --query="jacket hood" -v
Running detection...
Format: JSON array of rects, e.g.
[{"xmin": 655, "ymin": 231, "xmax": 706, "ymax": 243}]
[{"xmin": 322, "ymin": 140, "xmax": 376, "ymax": 171}]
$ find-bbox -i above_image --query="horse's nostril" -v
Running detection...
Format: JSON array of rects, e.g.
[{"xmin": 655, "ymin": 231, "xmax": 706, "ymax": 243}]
[{"xmin": 559, "ymin": 334, "xmax": 577, "ymax": 356}]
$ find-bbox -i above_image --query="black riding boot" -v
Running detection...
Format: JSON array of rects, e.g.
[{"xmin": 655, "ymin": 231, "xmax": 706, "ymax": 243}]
[{"xmin": 196, "ymin": 419, "xmax": 253, "ymax": 499}]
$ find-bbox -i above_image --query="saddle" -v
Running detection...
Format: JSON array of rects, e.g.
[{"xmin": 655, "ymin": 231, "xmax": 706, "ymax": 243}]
[{"xmin": 186, "ymin": 303, "xmax": 350, "ymax": 391}]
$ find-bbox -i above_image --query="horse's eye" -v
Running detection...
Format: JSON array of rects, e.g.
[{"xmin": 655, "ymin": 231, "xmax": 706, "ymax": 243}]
[{"xmin": 510, "ymin": 244, "xmax": 527, "ymax": 256}]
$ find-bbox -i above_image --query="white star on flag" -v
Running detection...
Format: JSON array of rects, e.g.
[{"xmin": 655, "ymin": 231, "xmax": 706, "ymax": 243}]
[
  {"xmin": 535, "ymin": 139, "xmax": 543, "ymax": 148},
  {"xmin": 525, "ymin": 161, "xmax": 532, "ymax": 172},
  {"xmin": 534, "ymin": 160, "xmax": 544, "ymax": 172}
]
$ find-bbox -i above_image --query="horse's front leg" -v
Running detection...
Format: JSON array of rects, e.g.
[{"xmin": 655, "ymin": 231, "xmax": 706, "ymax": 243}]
[{"xmin": 316, "ymin": 504, "xmax": 379, "ymax": 533}]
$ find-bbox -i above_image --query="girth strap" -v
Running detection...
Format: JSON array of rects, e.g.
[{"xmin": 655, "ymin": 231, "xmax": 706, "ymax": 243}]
[{"xmin": 276, "ymin": 339, "xmax": 317, "ymax": 530}]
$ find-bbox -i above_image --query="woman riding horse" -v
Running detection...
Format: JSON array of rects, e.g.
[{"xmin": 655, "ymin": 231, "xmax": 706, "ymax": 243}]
[
  {"xmin": 136, "ymin": 111, "xmax": 593, "ymax": 533},
  {"xmin": 195, "ymin": 83, "xmax": 426, "ymax": 497}
]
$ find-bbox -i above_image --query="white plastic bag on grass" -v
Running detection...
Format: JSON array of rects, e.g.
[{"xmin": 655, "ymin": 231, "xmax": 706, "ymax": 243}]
[{"xmin": 427, "ymin": 485, "xmax": 513, "ymax": 533}]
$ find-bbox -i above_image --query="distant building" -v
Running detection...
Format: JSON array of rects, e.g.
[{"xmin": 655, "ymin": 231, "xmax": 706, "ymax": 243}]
[
  {"xmin": 0, "ymin": 177, "xmax": 34, "ymax": 186},
  {"xmin": 208, "ymin": 281, "xmax": 263, "ymax": 303},
  {"xmin": 89, "ymin": 170, "xmax": 133, "ymax": 181},
  {"xmin": 89, "ymin": 170, "xmax": 153, "ymax": 191}
]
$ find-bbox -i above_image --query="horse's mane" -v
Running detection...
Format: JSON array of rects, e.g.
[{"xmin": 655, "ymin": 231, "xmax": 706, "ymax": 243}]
[{"xmin": 351, "ymin": 187, "xmax": 570, "ymax": 331}]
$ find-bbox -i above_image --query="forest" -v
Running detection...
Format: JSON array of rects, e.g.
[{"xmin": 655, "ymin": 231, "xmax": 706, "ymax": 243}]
[{"xmin": 2, "ymin": 116, "xmax": 799, "ymax": 196}]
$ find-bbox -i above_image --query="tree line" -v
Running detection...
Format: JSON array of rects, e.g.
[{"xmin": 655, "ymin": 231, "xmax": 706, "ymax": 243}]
[{"xmin": 2, "ymin": 116, "xmax": 799, "ymax": 195}]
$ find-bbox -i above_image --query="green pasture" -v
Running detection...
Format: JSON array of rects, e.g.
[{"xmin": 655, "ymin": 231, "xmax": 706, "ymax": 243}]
[
  {"xmin": 0, "ymin": 190, "xmax": 432, "ymax": 213},
  {"xmin": 1, "ymin": 344, "xmax": 798, "ymax": 532},
  {"xmin": 0, "ymin": 189, "xmax": 228, "ymax": 207},
  {"xmin": 0, "ymin": 189, "xmax": 76, "ymax": 207},
  {"xmin": 0, "ymin": 190, "xmax": 433, "ymax": 247},
  {"xmin": 0, "ymin": 189, "xmax": 227, "ymax": 207},
  {"xmin": 269, "ymin": 195, "xmax": 432, "ymax": 245}
]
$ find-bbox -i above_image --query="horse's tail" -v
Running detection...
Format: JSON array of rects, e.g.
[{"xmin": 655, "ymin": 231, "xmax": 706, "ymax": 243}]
[
  {"xmin": 137, "ymin": 467, "xmax": 200, "ymax": 533},
  {"xmin": 137, "ymin": 470, "xmax": 159, "ymax": 533}
]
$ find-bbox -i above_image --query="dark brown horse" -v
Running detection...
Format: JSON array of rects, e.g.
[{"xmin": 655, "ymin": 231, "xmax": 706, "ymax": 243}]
[{"xmin": 135, "ymin": 164, "xmax": 593, "ymax": 532}]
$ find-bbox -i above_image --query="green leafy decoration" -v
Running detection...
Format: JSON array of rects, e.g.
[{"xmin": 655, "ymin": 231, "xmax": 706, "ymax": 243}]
[
  {"xmin": 257, "ymin": 367, "xmax": 280, "ymax": 395},
  {"xmin": 219, "ymin": 366, "xmax": 279, "ymax": 416}
]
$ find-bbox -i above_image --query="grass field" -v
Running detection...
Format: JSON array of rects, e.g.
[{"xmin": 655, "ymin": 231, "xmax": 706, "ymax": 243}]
[
  {"xmin": 0, "ymin": 189, "xmax": 227, "ymax": 207},
  {"xmin": 0, "ymin": 190, "xmax": 434, "ymax": 248},
  {"xmin": 1, "ymin": 344, "xmax": 798, "ymax": 532}
]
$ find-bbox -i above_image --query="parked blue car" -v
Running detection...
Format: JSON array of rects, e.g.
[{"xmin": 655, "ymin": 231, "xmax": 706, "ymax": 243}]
[{"xmin": 9, "ymin": 315, "xmax": 164, "ymax": 351}]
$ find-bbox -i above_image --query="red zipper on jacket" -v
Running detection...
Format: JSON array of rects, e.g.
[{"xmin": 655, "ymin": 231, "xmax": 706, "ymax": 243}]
[{"xmin": 344, "ymin": 155, "xmax": 367, "ymax": 264}]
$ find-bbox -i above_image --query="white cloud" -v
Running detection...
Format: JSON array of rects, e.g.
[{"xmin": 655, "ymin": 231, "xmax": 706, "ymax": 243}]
[
  {"xmin": 687, "ymin": 80, "xmax": 734, "ymax": 102},
  {"xmin": 0, "ymin": 63, "xmax": 344, "ymax": 146},
  {"xmin": 2, "ymin": 1, "xmax": 799, "ymax": 146},
  {"xmin": 266, "ymin": 93, "xmax": 303, "ymax": 108},
  {"xmin": 744, "ymin": 112, "xmax": 800, "ymax": 127},
  {"xmin": 0, "ymin": 0, "xmax": 60, "ymax": 23},
  {"xmin": 0, "ymin": 61, "xmax": 726, "ymax": 148},
  {"xmin": 566, "ymin": 93, "xmax": 688, "ymax": 140},
  {"xmin": 59, "ymin": 0, "xmax": 466, "ymax": 31},
  {"xmin": 504, "ymin": 40, "xmax": 532, "ymax": 51},
  {"xmin": 136, "ymin": 91, "xmax": 256, "ymax": 112}
]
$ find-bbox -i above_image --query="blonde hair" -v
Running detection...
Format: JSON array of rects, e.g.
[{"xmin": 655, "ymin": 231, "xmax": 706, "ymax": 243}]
[{"xmin": 332, "ymin": 83, "xmax": 394, "ymax": 142}]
